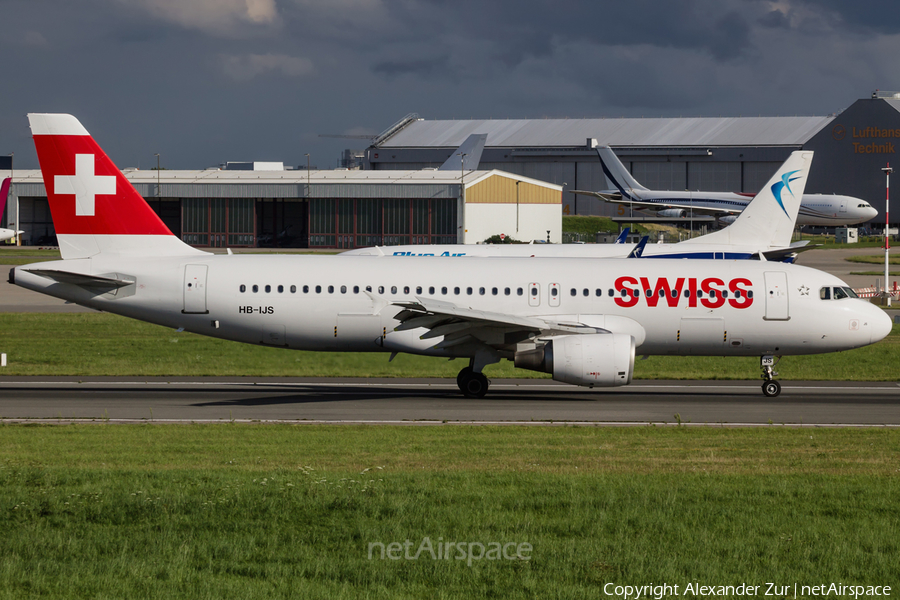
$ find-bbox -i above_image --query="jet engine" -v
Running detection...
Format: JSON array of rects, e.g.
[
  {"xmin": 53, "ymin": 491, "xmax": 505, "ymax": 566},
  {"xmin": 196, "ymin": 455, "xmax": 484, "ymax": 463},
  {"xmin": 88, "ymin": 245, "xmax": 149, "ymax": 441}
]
[
  {"xmin": 514, "ymin": 333, "xmax": 635, "ymax": 387},
  {"xmin": 718, "ymin": 215, "xmax": 739, "ymax": 225},
  {"xmin": 657, "ymin": 208, "xmax": 687, "ymax": 218}
]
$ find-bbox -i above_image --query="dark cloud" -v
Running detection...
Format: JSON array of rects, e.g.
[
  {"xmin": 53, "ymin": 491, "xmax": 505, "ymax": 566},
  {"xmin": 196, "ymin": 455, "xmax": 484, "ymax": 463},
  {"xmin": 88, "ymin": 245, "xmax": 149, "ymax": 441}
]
[
  {"xmin": 758, "ymin": 9, "xmax": 792, "ymax": 30},
  {"xmin": 1, "ymin": 0, "xmax": 898, "ymax": 169}
]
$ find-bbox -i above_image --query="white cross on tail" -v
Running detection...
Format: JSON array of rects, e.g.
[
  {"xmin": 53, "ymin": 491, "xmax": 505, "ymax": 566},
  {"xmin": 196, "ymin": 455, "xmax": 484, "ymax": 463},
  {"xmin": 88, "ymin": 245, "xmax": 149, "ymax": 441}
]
[{"xmin": 54, "ymin": 154, "xmax": 116, "ymax": 216}]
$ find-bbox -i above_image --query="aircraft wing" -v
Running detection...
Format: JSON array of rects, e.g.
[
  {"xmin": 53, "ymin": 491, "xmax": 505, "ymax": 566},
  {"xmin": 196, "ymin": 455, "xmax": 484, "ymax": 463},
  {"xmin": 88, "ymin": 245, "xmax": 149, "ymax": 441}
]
[
  {"xmin": 570, "ymin": 189, "xmax": 622, "ymax": 202},
  {"xmin": 391, "ymin": 297, "xmax": 606, "ymax": 352},
  {"xmin": 569, "ymin": 191, "xmax": 741, "ymax": 216}
]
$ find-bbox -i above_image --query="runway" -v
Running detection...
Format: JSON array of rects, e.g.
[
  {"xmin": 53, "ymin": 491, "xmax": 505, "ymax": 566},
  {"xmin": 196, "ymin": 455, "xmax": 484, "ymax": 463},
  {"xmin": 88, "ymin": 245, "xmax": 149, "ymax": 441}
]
[{"xmin": 0, "ymin": 377, "xmax": 897, "ymax": 426}]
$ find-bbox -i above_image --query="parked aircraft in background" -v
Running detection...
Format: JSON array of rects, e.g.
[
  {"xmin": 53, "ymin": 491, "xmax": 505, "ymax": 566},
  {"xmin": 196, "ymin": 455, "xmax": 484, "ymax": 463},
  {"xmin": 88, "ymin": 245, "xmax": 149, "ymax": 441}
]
[
  {"xmin": 571, "ymin": 146, "xmax": 878, "ymax": 227},
  {"xmin": 344, "ymin": 152, "xmax": 816, "ymax": 262},
  {"xmin": 0, "ymin": 178, "xmax": 23, "ymax": 243},
  {"xmin": 11, "ymin": 114, "xmax": 891, "ymax": 400},
  {"xmin": 438, "ymin": 134, "xmax": 487, "ymax": 171}
]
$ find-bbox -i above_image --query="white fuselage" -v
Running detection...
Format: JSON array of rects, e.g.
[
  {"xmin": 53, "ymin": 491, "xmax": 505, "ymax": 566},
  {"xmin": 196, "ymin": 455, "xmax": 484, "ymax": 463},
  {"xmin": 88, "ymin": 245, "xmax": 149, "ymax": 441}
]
[
  {"xmin": 13, "ymin": 254, "xmax": 890, "ymax": 360},
  {"xmin": 616, "ymin": 190, "xmax": 877, "ymax": 226}
]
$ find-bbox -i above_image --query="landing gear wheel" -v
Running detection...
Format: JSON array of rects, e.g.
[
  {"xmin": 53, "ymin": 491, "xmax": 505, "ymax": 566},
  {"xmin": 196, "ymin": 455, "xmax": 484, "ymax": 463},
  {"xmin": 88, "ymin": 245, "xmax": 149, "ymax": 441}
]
[
  {"xmin": 457, "ymin": 369, "xmax": 489, "ymax": 398},
  {"xmin": 762, "ymin": 380, "xmax": 782, "ymax": 398},
  {"xmin": 457, "ymin": 367, "xmax": 473, "ymax": 390}
]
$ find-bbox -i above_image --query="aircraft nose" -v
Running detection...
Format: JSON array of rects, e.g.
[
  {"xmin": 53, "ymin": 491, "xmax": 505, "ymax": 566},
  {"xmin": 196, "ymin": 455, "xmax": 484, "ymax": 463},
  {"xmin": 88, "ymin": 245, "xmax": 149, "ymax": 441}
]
[{"xmin": 870, "ymin": 307, "xmax": 894, "ymax": 344}]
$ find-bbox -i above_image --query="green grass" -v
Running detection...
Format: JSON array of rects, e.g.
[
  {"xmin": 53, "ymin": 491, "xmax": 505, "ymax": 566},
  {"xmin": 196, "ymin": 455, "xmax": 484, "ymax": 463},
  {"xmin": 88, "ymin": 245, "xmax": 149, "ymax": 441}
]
[
  {"xmin": 562, "ymin": 216, "xmax": 650, "ymax": 235},
  {"xmin": 0, "ymin": 313, "xmax": 897, "ymax": 380},
  {"xmin": 845, "ymin": 255, "xmax": 900, "ymax": 265},
  {"xmin": 0, "ymin": 425, "xmax": 897, "ymax": 599}
]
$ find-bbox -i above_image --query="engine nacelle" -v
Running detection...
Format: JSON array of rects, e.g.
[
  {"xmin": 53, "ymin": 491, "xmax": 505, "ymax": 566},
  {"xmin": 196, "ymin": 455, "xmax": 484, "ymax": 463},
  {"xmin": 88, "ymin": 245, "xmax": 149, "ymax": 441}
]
[
  {"xmin": 657, "ymin": 208, "xmax": 687, "ymax": 218},
  {"xmin": 514, "ymin": 333, "xmax": 635, "ymax": 388},
  {"xmin": 718, "ymin": 215, "xmax": 739, "ymax": 224}
]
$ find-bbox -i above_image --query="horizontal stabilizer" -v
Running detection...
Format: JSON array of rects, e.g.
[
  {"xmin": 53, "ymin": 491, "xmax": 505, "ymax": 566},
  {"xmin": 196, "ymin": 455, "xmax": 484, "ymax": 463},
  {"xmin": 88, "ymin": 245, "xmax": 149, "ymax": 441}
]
[{"xmin": 24, "ymin": 269, "xmax": 135, "ymax": 288}]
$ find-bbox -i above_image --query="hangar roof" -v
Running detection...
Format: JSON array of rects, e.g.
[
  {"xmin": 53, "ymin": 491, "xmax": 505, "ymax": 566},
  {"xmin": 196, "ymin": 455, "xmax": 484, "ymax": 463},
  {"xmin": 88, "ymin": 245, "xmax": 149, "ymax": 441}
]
[{"xmin": 376, "ymin": 116, "xmax": 835, "ymax": 149}]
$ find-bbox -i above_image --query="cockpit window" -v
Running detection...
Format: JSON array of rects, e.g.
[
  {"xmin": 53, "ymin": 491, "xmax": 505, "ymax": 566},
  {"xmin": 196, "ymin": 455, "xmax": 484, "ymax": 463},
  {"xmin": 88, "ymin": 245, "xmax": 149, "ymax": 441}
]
[{"xmin": 822, "ymin": 286, "xmax": 858, "ymax": 300}]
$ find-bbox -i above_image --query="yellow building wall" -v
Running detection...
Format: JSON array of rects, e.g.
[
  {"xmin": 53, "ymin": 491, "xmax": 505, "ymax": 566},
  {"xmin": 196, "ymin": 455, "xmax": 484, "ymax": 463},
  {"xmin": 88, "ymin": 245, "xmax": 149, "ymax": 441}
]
[{"xmin": 465, "ymin": 175, "xmax": 560, "ymax": 205}]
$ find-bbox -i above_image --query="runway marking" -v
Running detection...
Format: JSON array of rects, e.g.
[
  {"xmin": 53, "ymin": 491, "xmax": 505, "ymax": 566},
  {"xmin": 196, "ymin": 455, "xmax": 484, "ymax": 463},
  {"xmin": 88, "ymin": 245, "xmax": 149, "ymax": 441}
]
[
  {"xmin": 0, "ymin": 418, "xmax": 897, "ymax": 428},
  {"xmin": 1, "ymin": 380, "xmax": 897, "ymax": 392}
]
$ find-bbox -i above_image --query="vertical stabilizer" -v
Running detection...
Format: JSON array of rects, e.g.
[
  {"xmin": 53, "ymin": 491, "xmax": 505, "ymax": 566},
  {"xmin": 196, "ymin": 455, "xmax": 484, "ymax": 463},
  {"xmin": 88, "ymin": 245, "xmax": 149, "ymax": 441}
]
[
  {"xmin": 597, "ymin": 146, "xmax": 647, "ymax": 193},
  {"xmin": 27, "ymin": 113, "xmax": 203, "ymax": 259},
  {"xmin": 439, "ymin": 134, "xmax": 487, "ymax": 171},
  {"xmin": 680, "ymin": 151, "xmax": 812, "ymax": 249}
]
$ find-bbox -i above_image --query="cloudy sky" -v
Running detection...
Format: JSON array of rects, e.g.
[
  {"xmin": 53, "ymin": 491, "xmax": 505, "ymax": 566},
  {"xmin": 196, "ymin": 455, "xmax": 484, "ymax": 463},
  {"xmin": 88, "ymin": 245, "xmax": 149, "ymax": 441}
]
[{"xmin": 3, "ymin": 0, "xmax": 900, "ymax": 170}]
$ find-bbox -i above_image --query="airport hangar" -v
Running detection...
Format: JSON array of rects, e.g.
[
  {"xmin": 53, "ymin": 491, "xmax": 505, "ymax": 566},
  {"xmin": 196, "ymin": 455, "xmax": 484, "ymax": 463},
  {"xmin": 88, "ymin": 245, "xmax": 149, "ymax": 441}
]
[
  {"xmin": 4, "ymin": 93, "xmax": 897, "ymax": 250},
  {"xmin": 364, "ymin": 94, "xmax": 900, "ymax": 227},
  {"xmin": 4, "ymin": 167, "xmax": 562, "ymax": 249}
]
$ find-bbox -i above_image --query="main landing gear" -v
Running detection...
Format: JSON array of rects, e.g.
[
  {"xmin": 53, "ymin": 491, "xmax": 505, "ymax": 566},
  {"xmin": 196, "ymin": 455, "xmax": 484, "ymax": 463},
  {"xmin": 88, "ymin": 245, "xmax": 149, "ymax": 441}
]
[
  {"xmin": 760, "ymin": 355, "xmax": 782, "ymax": 397},
  {"xmin": 457, "ymin": 364, "xmax": 489, "ymax": 398}
]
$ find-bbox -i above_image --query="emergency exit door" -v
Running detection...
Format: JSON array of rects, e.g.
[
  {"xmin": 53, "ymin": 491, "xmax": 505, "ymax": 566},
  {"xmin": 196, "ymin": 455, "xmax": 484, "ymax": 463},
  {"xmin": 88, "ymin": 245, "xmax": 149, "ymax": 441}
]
[{"xmin": 183, "ymin": 264, "xmax": 209, "ymax": 314}]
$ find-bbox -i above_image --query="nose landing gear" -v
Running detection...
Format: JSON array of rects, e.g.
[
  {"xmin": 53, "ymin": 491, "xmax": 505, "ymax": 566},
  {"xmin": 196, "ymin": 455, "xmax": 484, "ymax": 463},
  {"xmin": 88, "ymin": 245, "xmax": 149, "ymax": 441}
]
[{"xmin": 760, "ymin": 355, "xmax": 782, "ymax": 397}]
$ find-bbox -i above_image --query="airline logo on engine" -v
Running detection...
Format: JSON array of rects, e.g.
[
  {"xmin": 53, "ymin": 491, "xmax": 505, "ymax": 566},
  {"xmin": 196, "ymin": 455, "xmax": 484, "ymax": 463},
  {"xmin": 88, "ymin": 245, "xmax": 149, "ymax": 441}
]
[
  {"xmin": 53, "ymin": 153, "xmax": 115, "ymax": 217},
  {"xmin": 613, "ymin": 276, "xmax": 754, "ymax": 309}
]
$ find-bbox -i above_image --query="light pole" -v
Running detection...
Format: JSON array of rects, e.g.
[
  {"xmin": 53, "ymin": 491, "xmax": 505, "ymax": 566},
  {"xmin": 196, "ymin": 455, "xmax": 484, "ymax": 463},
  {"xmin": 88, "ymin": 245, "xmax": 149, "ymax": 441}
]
[
  {"xmin": 154, "ymin": 153, "xmax": 160, "ymax": 199},
  {"xmin": 515, "ymin": 180, "xmax": 520, "ymax": 234},
  {"xmin": 882, "ymin": 164, "xmax": 893, "ymax": 306},
  {"xmin": 460, "ymin": 153, "xmax": 467, "ymax": 244},
  {"xmin": 305, "ymin": 153, "xmax": 310, "ymax": 197}
]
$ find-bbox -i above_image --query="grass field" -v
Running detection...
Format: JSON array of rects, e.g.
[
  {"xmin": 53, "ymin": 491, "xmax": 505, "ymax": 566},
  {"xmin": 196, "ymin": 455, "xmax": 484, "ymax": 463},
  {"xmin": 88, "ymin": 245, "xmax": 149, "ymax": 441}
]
[
  {"xmin": 0, "ymin": 425, "xmax": 897, "ymax": 599},
  {"xmin": 0, "ymin": 313, "xmax": 897, "ymax": 380}
]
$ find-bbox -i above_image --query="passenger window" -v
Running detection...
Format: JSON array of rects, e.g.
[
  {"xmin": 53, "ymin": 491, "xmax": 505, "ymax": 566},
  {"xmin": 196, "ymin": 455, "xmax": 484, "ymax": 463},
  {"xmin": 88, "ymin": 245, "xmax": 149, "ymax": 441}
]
[
  {"xmin": 504, "ymin": 287, "xmax": 511, "ymax": 295},
  {"xmin": 442, "ymin": 287, "xmax": 448, "ymax": 295},
  {"xmin": 531, "ymin": 287, "xmax": 537, "ymax": 296},
  {"xmin": 366, "ymin": 286, "xmax": 372, "ymax": 292},
  {"xmin": 466, "ymin": 287, "xmax": 473, "ymax": 295},
  {"xmin": 596, "ymin": 289, "xmax": 602, "ymax": 297},
  {"xmin": 303, "ymin": 285, "xmax": 309, "ymax": 293},
  {"xmin": 658, "ymin": 289, "xmax": 665, "ymax": 297},
  {"xmin": 315, "ymin": 285, "xmax": 321, "ymax": 294},
  {"xmin": 517, "ymin": 288, "xmax": 524, "ymax": 296},
  {"xmin": 583, "ymin": 289, "xmax": 589, "ymax": 297},
  {"xmin": 734, "ymin": 290, "xmax": 741, "ymax": 298},
  {"xmin": 454, "ymin": 287, "xmax": 461, "ymax": 295},
  {"xmin": 353, "ymin": 286, "xmax": 359, "ymax": 294},
  {"xmin": 252, "ymin": 285, "xmax": 259, "ymax": 293},
  {"xmin": 567, "ymin": 288, "xmax": 574, "ymax": 296},
  {"xmin": 341, "ymin": 285, "xmax": 347, "ymax": 294},
  {"xmin": 391, "ymin": 286, "xmax": 398, "ymax": 294},
  {"xmin": 416, "ymin": 286, "xmax": 422, "ymax": 294},
  {"xmin": 265, "ymin": 285, "xmax": 271, "ymax": 293},
  {"xmin": 291, "ymin": 285, "xmax": 296, "ymax": 293},
  {"xmin": 722, "ymin": 290, "xmax": 728, "ymax": 298},
  {"xmin": 328, "ymin": 285, "xmax": 334, "ymax": 294},
  {"xmin": 378, "ymin": 286, "xmax": 384, "ymax": 294},
  {"xmin": 240, "ymin": 284, "xmax": 246, "ymax": 293},
  {"xmin": 278, "ymin": 285, "xmax": 284, "ymax": 293},
  {"xmin": 492, "ymin": 287, "xmax": 498, "ymax": 296},
  {"xmin": 479, "ymin": 287, "xmax": 485, "ymax": 295},
  {"xmin": 608, "ymin": 289, "xmax": 614, "ymax": 297},
  {"xmin": 429, "ymin": 286, "xmax": 435, "ymax": 295},
  {"xmin": 404, "ymin": 286, "xmax": 410, "ymax": 294}
]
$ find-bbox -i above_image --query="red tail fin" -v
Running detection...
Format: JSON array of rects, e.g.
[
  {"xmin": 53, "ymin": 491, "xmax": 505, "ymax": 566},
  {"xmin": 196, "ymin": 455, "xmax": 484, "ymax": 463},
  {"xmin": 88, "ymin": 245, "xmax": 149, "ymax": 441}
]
[{"xmin": 28, "ymin": 114, "xmax": 199, "ymax": 259}]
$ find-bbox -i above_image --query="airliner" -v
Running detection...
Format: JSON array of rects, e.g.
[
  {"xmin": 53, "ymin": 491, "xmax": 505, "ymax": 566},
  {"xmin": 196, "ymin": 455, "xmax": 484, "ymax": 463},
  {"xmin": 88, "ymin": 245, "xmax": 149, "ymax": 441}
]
[
  {"xmin": 571, "ymin": 146, "xmax": 878, "ymax": 227},
  {"xmin": 0, "ymin": 178, "xmax": 23, "ymax": 243},
  {"xmin": 344, "ymin": 151, "xmax": 814, "ymax": 262},
  {"xmin": 10, "ymin": 114, "xmax": 892, "ymax": 399}
]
